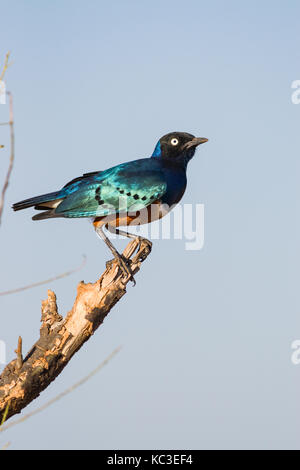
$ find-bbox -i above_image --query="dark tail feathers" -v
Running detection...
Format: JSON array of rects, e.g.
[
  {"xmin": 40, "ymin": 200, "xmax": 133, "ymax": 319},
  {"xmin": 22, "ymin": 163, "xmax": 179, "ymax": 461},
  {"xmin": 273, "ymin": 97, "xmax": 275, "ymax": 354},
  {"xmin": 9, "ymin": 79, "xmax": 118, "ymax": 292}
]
[{"xmin": 12, "ymin": 191, "xmax": 62, "ymax": 212}]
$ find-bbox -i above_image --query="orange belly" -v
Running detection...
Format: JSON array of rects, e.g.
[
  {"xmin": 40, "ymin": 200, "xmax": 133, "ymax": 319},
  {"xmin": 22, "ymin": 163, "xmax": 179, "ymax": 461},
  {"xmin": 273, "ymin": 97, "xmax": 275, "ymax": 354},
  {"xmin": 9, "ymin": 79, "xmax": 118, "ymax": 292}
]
[{"xmin": 93, "ymin": 200, "xmax": 169, "ymax": 228}]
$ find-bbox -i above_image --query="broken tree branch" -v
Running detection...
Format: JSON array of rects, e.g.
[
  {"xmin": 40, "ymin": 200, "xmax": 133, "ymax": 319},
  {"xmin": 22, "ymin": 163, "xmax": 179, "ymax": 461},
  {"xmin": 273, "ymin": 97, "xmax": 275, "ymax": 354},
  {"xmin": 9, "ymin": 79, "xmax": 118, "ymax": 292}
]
[
  {"xmin": 0, "ymin": 237, "xmax": 151, "ymax": 422},
  {"xmin": 0, "ymin": 346, "xmax": 121, "ymax": 434}
]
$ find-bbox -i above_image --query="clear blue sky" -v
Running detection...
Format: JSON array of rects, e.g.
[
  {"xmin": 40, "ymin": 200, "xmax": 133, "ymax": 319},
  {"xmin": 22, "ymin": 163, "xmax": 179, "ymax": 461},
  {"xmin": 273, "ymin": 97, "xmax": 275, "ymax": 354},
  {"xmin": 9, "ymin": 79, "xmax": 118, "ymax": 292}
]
[{"xmin": 0, "ymin": 0, "xmax": 299, "ymax": 449}]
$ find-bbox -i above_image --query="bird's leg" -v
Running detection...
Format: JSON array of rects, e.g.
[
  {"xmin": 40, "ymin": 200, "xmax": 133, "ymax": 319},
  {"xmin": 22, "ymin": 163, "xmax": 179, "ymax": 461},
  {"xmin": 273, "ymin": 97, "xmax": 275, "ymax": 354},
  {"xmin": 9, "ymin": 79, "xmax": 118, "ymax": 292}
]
[
  {"xmin": 95, "ymin": 224, "xmax": 136, "ymax": 285},
  {"xmin": 106, "ymin": 225, "xmax": 152, "ymax": 263}
]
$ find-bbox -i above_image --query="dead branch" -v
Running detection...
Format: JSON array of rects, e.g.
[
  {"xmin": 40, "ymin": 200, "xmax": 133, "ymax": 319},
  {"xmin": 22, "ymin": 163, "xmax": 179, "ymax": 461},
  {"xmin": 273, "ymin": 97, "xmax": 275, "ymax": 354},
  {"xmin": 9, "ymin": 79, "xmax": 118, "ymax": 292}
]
[
  {"xmin": 0, "ymin": 237, "xmax": 151, "ymax": 422},
  {"xmin": 0, "ymin": 346, "xmax": 121, "ymax": 433}
]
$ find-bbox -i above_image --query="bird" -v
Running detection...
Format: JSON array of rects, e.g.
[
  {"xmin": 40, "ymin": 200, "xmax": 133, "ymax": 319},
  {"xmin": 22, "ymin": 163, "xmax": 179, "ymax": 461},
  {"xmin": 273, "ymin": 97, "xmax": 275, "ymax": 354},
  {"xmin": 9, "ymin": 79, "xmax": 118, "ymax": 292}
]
[{"xmin": 13, "ymin": 132, "xmax": 208, "ymax": 284}]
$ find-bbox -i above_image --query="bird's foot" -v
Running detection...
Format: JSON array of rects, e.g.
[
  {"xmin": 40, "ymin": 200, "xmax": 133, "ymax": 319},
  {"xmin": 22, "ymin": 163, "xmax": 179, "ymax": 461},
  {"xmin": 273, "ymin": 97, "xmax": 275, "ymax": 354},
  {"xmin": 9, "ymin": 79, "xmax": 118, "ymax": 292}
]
[
  {"xmin": 132, "ymin": 237, "xmax": 152, "ymax": 263},
  {"xmin": 105, "ymin": 237, "xmax": 152, "ymax": 286},
  {"xmin": 106, "ymin": 254, "xmax": 136, "ymax": 286}
]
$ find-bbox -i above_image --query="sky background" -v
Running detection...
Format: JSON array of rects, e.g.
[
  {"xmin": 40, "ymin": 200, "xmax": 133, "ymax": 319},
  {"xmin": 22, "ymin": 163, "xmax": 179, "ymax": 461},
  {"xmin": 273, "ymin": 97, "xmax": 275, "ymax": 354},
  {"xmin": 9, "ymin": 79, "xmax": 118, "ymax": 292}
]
[{"xmin": 0, "ymin": 0, "xmax": 299, "ymax": 450}]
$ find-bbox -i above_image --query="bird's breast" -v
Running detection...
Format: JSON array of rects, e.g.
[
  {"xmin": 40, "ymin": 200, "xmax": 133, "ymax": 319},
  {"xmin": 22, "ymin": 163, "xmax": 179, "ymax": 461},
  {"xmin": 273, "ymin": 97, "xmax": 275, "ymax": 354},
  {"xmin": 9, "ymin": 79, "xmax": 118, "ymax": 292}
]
[
  {"xmin": 93, "ymin": 199, "xmax": 172, "ymax": 228},
  {"xmin": 93, "ymin": 166, "xmax": 187, "ymax": 228}
]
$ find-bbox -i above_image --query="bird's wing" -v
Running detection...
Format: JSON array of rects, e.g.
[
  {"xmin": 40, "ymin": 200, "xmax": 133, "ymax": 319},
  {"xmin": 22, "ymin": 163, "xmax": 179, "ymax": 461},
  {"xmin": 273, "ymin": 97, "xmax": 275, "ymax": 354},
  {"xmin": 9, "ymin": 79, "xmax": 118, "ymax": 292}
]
[{"xmin": 55, "ymin": 159, "xmax": 167, "ymax": 218}]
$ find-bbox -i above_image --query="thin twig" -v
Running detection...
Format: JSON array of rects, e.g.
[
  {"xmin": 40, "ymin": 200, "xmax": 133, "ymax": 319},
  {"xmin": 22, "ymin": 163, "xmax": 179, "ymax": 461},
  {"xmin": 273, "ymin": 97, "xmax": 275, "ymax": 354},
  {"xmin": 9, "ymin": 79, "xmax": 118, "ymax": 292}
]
[
  {"xmin": 0, "ymin": 347, "xmax": 121, "ymax": 433},
  {"xmin": 0, "ymin": 91, "xmax": 14, "ymax": 225},
  {"xmin": 14, "ymin": 337, "xmax": 23, "ymax": 370},
  {"xmin": 0, "ymin": 402, "xmax": 9, "ymax": 426},
  {"xmin": 0, "ymin": 255, "xmax": 87, "ymax": 296},
  {"xmin": 0, "ymin": 52, "xmax": 11, "ymax": 82}
]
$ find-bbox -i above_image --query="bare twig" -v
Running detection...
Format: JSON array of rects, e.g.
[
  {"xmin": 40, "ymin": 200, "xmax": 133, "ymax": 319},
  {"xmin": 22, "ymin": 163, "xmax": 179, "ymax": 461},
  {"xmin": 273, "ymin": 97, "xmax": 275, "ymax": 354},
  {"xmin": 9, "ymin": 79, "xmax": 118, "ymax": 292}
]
[
  {"xmin": 14, "ymin": 337, "xmax": 23, "ymax": 371},
  {"xmin": 0, "ymin": 255, "xmax": 87, "ymax": 296},
  {"xmin": 0, "ymin": 346, "xmax": 121, "ymax": 434},
  {"xmin": 0, "ymin": 91, "xmax": 14, "ymax": 225},
  {"xmin": 0, "ymin": 52, "xmax": 11, "ymax": 82},
  {"xmin": 0, "ymin": 402, "xmax": 9, "ymax": 426},
  {"xmin": 0, "ymin": 237, "xmax": 152, "ymax": 422}
]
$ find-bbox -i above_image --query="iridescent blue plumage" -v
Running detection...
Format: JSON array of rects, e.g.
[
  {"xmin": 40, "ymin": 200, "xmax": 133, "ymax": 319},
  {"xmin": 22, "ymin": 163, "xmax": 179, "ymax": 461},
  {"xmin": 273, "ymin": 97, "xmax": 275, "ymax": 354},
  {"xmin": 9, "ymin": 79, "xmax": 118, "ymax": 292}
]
[
  {"xmin": 151, "ymin": 140, "xmax": 161, "ymax": 158},
  {"xmin": 13, "ymin": 131, "xmax": 208, "ymax": 283},
  {"xmin": 53, "ymin": 158, "xmax": 168, "ymax": 218}
]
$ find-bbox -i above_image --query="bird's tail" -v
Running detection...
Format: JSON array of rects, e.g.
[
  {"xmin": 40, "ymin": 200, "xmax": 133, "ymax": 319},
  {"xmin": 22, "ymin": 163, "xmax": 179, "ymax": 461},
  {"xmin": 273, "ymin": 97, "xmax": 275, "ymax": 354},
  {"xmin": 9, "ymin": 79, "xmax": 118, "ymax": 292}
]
[{"xmin": 12, "ymin": 191, "xmax": 63, "ymax": 213}]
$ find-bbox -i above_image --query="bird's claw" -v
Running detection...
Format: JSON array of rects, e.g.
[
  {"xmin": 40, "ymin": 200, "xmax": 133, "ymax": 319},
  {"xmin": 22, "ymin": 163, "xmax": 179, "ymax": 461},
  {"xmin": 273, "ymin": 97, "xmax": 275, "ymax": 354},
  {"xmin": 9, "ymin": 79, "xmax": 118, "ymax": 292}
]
[
  {"xmin": 105, "ymin": 237, "xmax": 152, "ymax": 286},
  {"xmin": 106, "ymin": 255, "xmax": 136, "ymax": 286},
  {"xmin": 132, "ymin": 237, "xmax": 152, "ymax": 263}
]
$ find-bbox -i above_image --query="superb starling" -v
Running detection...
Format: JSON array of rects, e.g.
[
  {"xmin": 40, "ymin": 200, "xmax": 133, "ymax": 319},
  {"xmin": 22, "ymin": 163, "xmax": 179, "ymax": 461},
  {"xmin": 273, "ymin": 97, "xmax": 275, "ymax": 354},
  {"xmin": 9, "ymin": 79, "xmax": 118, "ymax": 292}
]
[{"xmin": 13, "ymin": 132, "xmax": 208, "ymax": 283}]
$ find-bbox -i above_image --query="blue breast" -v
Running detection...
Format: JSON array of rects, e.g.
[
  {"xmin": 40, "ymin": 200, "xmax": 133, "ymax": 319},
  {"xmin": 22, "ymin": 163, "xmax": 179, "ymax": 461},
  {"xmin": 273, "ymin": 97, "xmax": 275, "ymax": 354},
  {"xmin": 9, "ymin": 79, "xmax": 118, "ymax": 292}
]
[{"xmin": 159, "ymin": 164, "xmax": 187, "ymax": 206}]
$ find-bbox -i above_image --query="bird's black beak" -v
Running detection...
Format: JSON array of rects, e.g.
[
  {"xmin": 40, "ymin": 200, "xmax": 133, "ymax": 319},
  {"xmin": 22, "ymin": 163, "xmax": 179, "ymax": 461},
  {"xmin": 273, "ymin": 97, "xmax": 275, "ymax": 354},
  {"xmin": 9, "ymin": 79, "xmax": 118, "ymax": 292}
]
[{"xmin": 184, "ymin": 137, "xmax": 208, "ymax": 149}]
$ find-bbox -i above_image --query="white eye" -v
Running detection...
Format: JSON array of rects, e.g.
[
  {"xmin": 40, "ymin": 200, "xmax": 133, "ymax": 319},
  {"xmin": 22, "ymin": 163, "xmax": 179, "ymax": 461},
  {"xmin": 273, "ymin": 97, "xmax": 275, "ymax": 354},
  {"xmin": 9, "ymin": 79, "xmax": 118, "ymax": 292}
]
[{"xmin": 170, "ymin": 138, "xmax": 179, "ymax": 146}]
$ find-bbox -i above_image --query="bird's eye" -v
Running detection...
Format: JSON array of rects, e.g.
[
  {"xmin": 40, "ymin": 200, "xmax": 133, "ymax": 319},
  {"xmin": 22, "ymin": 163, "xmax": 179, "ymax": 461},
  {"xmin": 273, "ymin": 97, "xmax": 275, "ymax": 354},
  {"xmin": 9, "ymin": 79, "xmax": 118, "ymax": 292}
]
[{"xmin": 170, "ymin": 138, "xmax": 179, "ymax": 146}]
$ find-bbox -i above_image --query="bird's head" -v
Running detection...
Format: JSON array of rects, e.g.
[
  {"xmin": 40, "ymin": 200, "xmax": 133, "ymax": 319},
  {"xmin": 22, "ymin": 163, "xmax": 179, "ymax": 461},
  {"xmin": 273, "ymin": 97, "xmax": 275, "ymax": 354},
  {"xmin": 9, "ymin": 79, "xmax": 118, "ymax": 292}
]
[{"xmin": 151, "ymin": 131, "xmax": 208, "ymax": 167}]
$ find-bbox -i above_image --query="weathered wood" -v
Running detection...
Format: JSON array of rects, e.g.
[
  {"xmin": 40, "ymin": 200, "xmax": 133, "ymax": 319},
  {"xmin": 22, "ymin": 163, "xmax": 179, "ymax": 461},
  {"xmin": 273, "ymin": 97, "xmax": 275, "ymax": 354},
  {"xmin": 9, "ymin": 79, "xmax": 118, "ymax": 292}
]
[{"xmin": 0, "ymin": 237, "xmax": 151, "ymax": 422}]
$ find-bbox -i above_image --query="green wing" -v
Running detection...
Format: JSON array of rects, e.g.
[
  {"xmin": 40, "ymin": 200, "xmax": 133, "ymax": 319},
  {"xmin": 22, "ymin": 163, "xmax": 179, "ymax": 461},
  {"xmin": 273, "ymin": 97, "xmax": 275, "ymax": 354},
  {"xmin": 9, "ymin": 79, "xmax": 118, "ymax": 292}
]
[{"xmin": 55, "ymin": 159, "xmax": 167, "ymax": 218}]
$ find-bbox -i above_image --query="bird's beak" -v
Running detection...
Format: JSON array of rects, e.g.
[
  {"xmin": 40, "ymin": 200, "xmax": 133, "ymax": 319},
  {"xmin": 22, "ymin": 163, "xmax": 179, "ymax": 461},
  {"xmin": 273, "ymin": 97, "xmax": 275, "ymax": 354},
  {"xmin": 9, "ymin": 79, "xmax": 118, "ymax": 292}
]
[{"xmin": 184, "ymin": 137, "xmax": 209, "ymax": 149}]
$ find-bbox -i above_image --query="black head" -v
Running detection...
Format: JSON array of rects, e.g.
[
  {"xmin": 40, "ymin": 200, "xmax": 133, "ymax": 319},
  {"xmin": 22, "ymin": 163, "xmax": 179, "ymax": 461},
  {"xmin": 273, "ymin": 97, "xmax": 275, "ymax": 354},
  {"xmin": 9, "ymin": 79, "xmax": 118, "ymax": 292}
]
[{"xmin": 151, "ymin": 131, "xmax": 208, "ymax": 167}]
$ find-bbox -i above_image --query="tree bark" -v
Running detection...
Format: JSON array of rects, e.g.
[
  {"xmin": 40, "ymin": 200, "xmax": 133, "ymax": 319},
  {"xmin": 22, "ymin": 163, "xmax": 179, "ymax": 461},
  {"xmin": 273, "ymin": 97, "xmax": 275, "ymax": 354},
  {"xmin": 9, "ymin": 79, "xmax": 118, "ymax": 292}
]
[{"xmin": 0, "ymin": 237, "xmax": 151, "ymax": 422}]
